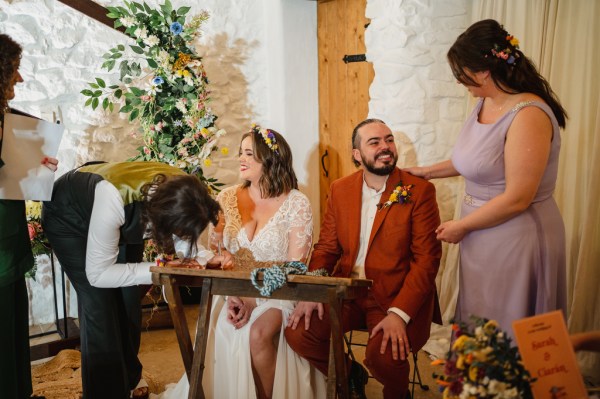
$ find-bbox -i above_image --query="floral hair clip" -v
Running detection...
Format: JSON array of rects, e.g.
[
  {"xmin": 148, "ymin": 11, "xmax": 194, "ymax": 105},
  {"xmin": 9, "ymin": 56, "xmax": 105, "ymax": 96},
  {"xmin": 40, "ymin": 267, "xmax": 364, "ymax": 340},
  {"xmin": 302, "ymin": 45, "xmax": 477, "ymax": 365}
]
[
  {"xmin": 487, "ymin": 34, "xmax": 521, "ymax": 65},
  {"xmin": 251, "ymin": 124, "xmax": 279, "ymax": 154},
  {"xmin": 377, "ymin": 181, "xmax": 414, "ymax": 210}
]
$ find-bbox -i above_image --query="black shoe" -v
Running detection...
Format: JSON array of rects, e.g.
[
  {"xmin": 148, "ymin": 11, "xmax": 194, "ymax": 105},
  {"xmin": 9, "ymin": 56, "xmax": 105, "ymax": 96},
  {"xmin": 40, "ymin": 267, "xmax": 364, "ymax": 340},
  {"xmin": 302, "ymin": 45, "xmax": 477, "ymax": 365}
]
[{"xmin": 348, "ymin": 360, "xmax": 368, "ymax": 399}]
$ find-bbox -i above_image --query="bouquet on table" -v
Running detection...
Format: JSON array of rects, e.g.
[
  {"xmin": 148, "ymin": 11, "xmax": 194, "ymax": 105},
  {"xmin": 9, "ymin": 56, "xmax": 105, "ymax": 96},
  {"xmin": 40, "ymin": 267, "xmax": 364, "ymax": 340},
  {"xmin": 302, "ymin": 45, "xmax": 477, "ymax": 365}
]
[
  {"xmin": 25, "ymin": 200, "xmax": 52, "ymax": 278},
  {"xmin": 81, "ymin": 0, "xmax": 227, "ymax": 192},
  {"xmin": 433, "ymin": 317, "xmax": 534, "ymax": 399}
]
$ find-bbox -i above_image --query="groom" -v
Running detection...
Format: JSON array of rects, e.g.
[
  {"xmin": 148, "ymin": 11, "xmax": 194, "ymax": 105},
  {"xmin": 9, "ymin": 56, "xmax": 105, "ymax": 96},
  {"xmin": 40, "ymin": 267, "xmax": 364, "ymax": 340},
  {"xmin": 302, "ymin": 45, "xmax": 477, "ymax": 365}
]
[{"xmin": 285, "ymin": 119, "xmax": 442, "ymax": 399}]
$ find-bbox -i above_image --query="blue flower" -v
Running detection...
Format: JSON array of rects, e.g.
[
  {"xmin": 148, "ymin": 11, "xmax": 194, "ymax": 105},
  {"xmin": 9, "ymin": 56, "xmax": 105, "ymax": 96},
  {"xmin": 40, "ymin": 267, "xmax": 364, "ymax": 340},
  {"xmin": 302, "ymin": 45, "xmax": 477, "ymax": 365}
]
[
  {"xmin": 152, "ymin": 76, "xmax": 164, "ymax": 85},
  {"xmin": 170, "ymin": 22, "xmax": 183, "ymax": 35}
]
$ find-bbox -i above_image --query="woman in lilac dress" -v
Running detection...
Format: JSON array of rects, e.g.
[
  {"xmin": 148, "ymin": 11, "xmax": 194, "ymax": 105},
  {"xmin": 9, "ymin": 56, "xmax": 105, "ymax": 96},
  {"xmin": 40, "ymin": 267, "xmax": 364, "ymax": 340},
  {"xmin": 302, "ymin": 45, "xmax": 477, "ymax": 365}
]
[{"xmin": 407, "ymin": 19, "xmax": 567, "ymax": 332}]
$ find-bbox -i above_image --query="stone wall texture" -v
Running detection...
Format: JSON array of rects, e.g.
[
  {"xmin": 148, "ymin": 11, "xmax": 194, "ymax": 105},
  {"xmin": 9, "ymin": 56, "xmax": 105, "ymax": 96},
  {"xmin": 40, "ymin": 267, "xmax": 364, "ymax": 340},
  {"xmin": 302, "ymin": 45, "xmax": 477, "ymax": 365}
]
[{"xmin": 366, "ymin": 0, "xmax": 469, "ymax": 226}]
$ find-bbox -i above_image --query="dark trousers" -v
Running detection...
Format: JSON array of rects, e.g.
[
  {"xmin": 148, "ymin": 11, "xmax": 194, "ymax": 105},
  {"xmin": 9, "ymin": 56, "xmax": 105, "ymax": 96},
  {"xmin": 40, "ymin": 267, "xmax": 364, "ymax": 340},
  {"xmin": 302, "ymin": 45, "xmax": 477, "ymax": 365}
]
[
  {"xmin": 285, "ymin": 294, "xmax": 410, "ymax": 399},
  {"xmin": 46, "ymin": 234, "xmax": 142, "ymax": 399},
  {"xmin": 0, "ymin": 277, "xmax": 33, "ymax": 399}
]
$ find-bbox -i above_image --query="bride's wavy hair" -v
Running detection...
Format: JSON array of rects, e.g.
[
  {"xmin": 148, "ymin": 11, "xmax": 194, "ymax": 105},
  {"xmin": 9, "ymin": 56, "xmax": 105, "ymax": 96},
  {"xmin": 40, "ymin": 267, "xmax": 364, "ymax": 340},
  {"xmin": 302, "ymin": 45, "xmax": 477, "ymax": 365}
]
[
  {"xmin": 141, "ymin": 174, "xmax": 221, "ymax": 255},
  {"xmin": 240, "ymin": 128, "xmax": 298, "ymax": 198},
  {"xmin": 0, "ymin": 34, "xmax": 22, "ymax": 116}
]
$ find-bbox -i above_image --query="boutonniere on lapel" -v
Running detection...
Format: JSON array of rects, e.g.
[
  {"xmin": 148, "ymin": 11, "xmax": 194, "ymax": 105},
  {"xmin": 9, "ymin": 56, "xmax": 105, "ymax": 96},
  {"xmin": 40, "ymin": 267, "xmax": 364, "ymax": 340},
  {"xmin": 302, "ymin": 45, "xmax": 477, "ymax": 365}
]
[{"xmin": 377, "ymin": 181, "xmax": 414, "ymax": 210}]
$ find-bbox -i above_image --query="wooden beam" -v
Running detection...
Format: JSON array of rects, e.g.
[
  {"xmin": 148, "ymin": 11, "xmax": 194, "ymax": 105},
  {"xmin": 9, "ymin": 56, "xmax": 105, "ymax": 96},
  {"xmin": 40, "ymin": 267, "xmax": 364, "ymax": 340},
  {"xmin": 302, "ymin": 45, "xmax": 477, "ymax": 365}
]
[{"xmin": 57, "ymin": 0, "xmax": 126, "ymax": 33}]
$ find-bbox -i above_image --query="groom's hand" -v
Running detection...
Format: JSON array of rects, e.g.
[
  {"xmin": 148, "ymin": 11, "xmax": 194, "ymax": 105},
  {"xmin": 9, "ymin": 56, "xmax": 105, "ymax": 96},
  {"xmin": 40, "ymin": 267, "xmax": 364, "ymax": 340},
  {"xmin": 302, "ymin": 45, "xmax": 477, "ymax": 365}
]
[{"xmin": 287, "ymin": 301, "xmax": 324, "ymax": 330}]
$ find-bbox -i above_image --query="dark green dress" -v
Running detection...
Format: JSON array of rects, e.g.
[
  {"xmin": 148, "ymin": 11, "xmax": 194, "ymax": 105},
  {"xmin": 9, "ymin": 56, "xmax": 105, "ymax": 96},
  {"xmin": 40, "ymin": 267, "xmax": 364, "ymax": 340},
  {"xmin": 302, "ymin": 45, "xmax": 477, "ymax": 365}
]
[{"xmin": 0, "ymin": 199, "xmax": 35, "ymax": 398}]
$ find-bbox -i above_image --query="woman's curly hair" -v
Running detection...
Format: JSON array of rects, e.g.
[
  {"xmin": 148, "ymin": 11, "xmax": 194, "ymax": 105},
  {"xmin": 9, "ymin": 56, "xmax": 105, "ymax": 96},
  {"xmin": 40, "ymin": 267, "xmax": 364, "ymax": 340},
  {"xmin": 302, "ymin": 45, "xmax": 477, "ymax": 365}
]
[
  {"xmin": 141, "ymin": 174, "xmax": 221, "ymax": 257},
  {"xmin": 0, "ymin": 34, "xmax": 22, "ymax": 116}
]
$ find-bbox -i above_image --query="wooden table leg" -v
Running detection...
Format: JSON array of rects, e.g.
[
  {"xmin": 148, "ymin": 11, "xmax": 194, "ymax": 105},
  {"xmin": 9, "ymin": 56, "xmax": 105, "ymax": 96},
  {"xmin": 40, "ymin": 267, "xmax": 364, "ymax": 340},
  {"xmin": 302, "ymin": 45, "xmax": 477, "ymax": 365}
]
[
  {"xmin": 328, "ymin": 286, "xmax": 349, "ymax": 399},
  {"xmin": 188, "ymin": 277, "xmax": 213, "ymax": 399},
  {"xmin": 161, "ymin": 275, "xmax": 194, "ymax": 379}
]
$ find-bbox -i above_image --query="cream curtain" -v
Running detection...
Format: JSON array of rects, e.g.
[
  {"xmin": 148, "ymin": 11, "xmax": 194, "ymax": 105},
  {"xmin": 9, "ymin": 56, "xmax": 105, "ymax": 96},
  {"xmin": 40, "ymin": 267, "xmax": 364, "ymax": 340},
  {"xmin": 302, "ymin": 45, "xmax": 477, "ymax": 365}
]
[{"xmin": 433, "ymin": 0, "xmax": 600, "ymax": 381}]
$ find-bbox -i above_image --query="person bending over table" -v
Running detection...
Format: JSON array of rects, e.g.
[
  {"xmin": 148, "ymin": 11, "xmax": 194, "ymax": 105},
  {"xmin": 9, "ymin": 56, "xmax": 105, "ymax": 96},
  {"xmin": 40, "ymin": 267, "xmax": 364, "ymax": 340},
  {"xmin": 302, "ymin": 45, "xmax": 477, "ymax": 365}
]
[{"xmin": 42, "ymin": 162, "xmax": 228, "ymax": 399}]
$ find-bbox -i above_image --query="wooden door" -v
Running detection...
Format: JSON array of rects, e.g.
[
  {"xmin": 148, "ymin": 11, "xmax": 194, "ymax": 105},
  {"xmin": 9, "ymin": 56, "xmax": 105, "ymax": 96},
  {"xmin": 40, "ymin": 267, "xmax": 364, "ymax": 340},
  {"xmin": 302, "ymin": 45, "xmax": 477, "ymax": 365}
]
[{"xmin": 317, "ymin": 0, "xmax": 373, "ymax": 217}]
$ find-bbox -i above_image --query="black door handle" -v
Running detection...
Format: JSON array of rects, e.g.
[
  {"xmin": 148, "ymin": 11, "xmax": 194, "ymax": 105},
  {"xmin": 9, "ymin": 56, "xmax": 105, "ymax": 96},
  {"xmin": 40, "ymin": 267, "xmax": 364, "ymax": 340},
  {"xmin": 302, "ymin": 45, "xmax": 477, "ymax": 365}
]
[{"xmin": 321, "ymin": 150, "xmax": 329, "ymax": 178}]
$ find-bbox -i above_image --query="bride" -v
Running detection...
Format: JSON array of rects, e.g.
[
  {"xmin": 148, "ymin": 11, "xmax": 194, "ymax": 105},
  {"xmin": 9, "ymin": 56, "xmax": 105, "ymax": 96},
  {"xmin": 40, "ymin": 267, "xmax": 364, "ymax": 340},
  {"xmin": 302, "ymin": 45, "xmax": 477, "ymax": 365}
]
[{"xmin": 156, "ymin": 126, "xmax": 326, "ymax": 399}]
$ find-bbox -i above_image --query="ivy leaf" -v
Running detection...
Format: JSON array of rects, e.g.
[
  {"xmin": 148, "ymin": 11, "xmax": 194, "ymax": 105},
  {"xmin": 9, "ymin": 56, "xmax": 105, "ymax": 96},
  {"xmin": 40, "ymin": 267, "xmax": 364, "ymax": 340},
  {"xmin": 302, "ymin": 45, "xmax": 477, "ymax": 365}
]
[
  {"xmin": 109, "ymin": 102, "xmax": 114, "ymax": 112},
  {"xmin": 102, "ymin": 98, "xmax": 109, "ymax": 110},
  {"xmin": 95, "ymin": 78, "xmax": 106, "ymax": 88},
  {"xmin": 120, "ymin": 104, "xmax": 134, "ymax": 113},
  {"xmin": 117, "ymin": 44, "xmax": 125, "ymax": 51},
  {"xmin": 114, "ymin": 89, "xmax": 123, "ymax": 99},
  {"xmin": 92, "ymin": 98, "xmax": 99, "ymax": 110},
  {"xmin": 81, "ymin": 89, "xmax": 94, "ymax": 96},
  {"xmin": 130, "ymin": 87, "xmax": 144, "ymax": 96},
  {"xmin": 130, "ymin": 45, "xmax": 144, "ymax": 54},
  {"xmin": 160, "ymin": 0, "xmax": 173, "ymax": 17},
  {"xmin": 88, "ymin": 82, "xmax": 99, "ymax": 89},
  {"xmin": 106, "ymin": 59, "xmax": 116, "ymax": 72},
  {"xmin": 85, "ymin": 98, "xmax": 93, "ymax": 107},
  {"xmin": 146, "ymin": 58, "xmax": 158, "ymax": 68},
  {"xmin": 177, "ymin": 6, "xmax": 191, "ymax": 16},
  {"xmin": 129, "ymin": 108, "xmax": 140, "ymax": 121}
]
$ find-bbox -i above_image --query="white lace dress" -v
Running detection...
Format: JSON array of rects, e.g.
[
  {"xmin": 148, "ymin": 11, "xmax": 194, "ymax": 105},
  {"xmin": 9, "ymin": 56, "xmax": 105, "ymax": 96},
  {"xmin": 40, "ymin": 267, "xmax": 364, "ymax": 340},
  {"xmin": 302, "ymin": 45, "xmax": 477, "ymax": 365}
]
[{"xmin": 155, "ymin": 185, "xmax": 326, "ymax": 399}]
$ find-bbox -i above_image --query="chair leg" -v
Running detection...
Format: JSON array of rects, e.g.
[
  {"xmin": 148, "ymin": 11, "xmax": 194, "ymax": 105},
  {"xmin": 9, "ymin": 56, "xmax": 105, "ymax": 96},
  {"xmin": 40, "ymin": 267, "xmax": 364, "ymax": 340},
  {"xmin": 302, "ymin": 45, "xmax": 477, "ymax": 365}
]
[
  {"xmin": 409, "ymin": 351, "xmax": 429, "ymax": 398},
  {"xmin": 343, "ymin": 331, "xmax": 357, "ymax": 362}
]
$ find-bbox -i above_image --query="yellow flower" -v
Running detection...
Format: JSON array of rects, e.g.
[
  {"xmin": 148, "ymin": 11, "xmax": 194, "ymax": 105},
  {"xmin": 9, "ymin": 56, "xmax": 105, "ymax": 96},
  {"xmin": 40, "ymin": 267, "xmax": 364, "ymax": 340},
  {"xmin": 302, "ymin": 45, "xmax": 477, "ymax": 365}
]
[
  {"xmin": 452, "ymin": 334, "xmax": 469, "ymax": 351},
  {"xmin": 265, "ymin": 138, "xmax": 271, "ymax": 145},
  {"xmin": 26, "ymin": 200, "xmax": 42, "ymax": 220},
  {"xmin": 468, "ymin": 365, "xmax": 479, "ymax": 381},
  {"xmin": 389, "ymin": 193, "xmax": 399, "ymax": 202},
  {"xmin": 220, "ymin": 147, "xmax": 229, "ymax": 155},
  {"xmin": 510, "ymin": 37, "xmax": 519, "ymax": 47},
  {"xmin": 456, "ymin": 354, "xmax": 466, "ymax": 369},
  {"xmin": 203, "ymin": 159, "xmax": 212, "ymax": 167},
  {"xmin": 483, "ymin": 319, "xmax": 499, "ymax": 334},
  {"xmin": 401, "ymin": 190, "xmax": 408, "ymax": 196},
  {"xmin": 201, "ymin": 127, "xmax": 210, "ymax": 136}
]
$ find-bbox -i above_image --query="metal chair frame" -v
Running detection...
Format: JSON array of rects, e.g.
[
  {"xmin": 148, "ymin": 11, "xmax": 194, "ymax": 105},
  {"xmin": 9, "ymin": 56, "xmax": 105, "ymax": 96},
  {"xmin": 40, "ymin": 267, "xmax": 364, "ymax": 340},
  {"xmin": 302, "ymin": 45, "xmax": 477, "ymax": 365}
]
[{"xmin": 344, "ymin": 330, "xmax": 429, "ymax": 398}]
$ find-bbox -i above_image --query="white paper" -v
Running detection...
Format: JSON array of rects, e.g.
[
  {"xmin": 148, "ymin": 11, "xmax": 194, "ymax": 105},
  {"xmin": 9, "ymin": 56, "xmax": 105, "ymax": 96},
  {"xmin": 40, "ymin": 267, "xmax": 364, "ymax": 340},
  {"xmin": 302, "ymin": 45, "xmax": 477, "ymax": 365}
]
[{"xmin": 0, "ymin": 113, "xmax": 64, "ymax": 200}]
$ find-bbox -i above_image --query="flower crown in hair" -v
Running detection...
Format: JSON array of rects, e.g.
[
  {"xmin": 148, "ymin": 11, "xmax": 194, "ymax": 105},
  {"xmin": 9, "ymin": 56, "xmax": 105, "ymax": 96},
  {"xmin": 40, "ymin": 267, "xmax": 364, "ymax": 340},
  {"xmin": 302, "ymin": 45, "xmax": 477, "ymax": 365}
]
[
  {"xmin": 251, "ymin": 124, "xmax": 279, "ymax": 154},
  {"xmin": 487, "ymin": 34, "xmax": 521, "ymax": 65}
]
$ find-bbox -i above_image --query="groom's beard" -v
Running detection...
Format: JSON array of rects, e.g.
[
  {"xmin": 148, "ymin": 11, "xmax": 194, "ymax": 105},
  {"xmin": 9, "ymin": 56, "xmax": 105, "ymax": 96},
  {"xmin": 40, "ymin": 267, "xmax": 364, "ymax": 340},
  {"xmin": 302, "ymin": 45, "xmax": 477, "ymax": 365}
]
[{"xmin": 360, "ymin": 150, "xmax": 398, "ymax": 176}]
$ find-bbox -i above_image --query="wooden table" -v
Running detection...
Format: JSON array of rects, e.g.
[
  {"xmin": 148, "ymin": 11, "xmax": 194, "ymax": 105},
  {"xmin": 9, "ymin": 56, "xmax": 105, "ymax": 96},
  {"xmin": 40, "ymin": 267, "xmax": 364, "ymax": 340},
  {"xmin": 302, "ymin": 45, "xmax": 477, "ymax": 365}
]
[{"xmin": 151, "ymin": 266, "xmax": 372, "ymax": 399}]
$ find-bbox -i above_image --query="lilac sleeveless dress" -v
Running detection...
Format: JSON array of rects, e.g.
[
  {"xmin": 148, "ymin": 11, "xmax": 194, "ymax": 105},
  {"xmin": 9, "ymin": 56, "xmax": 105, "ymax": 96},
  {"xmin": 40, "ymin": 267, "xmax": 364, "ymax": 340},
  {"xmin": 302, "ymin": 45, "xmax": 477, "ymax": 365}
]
[{"xmin": 451, "ymin": 99, "xmax": 566, "ymax": 334}]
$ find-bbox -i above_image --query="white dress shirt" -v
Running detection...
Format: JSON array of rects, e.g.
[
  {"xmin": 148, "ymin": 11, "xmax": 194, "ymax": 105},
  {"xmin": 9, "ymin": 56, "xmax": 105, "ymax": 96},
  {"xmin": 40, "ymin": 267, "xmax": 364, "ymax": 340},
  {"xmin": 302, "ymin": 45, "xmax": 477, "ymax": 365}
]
[
  {"xmin": 85, "ymin": 180, "xmax": 213, "ymax": 288},
  {"xmin": 352, "ymin": 176, "xmax": 410, "ymax": 324}
]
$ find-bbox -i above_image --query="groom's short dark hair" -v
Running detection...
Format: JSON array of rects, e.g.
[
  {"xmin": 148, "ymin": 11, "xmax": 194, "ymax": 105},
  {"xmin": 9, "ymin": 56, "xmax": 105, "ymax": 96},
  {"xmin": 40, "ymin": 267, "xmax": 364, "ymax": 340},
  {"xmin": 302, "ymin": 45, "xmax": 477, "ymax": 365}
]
[{"xmin": 351, "ymin": 118, "xmax": 387, "ymax": 167}]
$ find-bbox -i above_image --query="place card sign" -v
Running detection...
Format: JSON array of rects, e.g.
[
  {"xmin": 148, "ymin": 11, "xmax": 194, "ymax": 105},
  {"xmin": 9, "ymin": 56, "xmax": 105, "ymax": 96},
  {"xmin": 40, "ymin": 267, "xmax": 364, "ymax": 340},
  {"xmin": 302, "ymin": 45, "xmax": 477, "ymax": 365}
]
[{"xmin": 512, "ymin": 310, "xmax": 587, "ymax": 399}]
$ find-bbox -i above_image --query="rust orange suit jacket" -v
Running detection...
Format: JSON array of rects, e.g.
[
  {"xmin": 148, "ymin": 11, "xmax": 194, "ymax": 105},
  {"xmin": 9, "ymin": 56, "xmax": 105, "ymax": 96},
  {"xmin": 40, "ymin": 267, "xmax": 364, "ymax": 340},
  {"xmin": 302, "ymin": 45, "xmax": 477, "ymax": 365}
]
[{"xmin": 309, "ymin": 167, "xmax": 442, "ymax": 351}]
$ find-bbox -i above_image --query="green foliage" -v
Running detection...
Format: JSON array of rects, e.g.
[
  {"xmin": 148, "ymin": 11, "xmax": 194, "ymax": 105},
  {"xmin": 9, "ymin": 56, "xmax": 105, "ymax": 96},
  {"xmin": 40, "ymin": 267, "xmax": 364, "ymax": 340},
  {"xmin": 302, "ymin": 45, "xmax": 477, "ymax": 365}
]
[{"xmin": 81, "ymin": 0, "xmax": 226, "ymax": 192}]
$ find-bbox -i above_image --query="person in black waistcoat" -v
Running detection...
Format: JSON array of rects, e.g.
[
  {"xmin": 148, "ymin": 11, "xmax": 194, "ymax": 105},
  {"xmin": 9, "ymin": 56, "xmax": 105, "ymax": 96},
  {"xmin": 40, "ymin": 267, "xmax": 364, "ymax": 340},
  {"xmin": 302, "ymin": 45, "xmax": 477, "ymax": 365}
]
[{"xmin": 42, "ymin": 162, "xmax": 229, "ymax": 399}]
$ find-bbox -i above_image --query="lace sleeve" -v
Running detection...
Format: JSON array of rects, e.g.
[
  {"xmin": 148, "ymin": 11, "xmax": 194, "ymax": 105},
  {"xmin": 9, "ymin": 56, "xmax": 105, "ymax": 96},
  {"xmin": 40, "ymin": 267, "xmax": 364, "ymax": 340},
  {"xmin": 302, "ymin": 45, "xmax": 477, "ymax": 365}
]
[{"xmin": 286, "ymin": 191, "xmax": 313, "ymax": 262}]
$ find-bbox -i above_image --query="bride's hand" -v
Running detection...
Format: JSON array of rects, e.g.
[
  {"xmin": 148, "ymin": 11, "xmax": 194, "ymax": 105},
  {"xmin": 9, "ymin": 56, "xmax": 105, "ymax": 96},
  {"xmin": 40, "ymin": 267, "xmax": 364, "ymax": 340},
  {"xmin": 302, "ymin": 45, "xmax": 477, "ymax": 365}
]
[
  {"xmin": 232, "ymin": 297, "xmax": 256, "ymax": 329},
  {"xmin": 207, "ymin": 250, "xmax": 234, "ymax": 270},
  {"xmin": 226, "ymin": 296, "xmax": 244, "ymax": 325}
]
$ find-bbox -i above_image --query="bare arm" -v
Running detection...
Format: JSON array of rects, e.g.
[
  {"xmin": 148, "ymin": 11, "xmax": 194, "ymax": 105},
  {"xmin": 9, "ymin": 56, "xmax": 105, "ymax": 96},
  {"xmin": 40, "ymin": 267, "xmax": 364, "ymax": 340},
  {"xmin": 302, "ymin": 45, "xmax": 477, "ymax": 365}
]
[
  {"xmin": 437, "ymin": 106, "xmax": 553, "ymax": 243},
  {"xmin": 404, "ymin": 159, "xmax": 459, "ymax": 180}
]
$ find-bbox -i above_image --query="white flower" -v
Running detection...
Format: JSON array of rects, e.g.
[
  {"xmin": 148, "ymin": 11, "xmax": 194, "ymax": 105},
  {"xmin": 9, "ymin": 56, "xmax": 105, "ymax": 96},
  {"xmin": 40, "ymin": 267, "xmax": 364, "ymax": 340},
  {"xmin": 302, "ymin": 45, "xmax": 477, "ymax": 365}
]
[
  {"xmin": 133, "ymin": 27, "xmax": 148, "ymax": 39},
  {"xmin": 176, "ymin": 99, "xmax": 188, "ymax": 114},
  {"xmin": 147, "ymin": 83, "xmax": 162, "ymax": 96},
  {"xmin": 144, "ymin": 35, "xmax": 160, "ymax": 47},
  {"xmin": 119, "ymin": 16, "xmax": 136, "ymax": 28}
]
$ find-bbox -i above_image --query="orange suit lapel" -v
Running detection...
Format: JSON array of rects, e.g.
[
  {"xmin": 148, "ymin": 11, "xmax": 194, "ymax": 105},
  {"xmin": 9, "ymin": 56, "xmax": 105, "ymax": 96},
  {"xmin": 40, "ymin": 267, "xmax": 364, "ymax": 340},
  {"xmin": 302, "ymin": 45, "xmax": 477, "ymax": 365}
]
[
  {"xmin": 343, "ymin": 171, "xmax": 364, "ymax": 267},
  {"xmin": 367, "ymin": 168, "xmax": 402, "ymax": 250}
]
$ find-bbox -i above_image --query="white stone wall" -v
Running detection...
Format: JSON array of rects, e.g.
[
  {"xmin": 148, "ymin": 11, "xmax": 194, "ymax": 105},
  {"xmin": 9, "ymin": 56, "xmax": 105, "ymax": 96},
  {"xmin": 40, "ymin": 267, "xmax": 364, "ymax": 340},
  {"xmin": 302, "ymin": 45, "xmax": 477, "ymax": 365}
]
[
  {"xmin": 1, "ymin": 0, "xmax": 317, "ymax": 324},
  {"xmin": 365, "ymin": 0, "xmax": 469, "ymax": 226}
]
